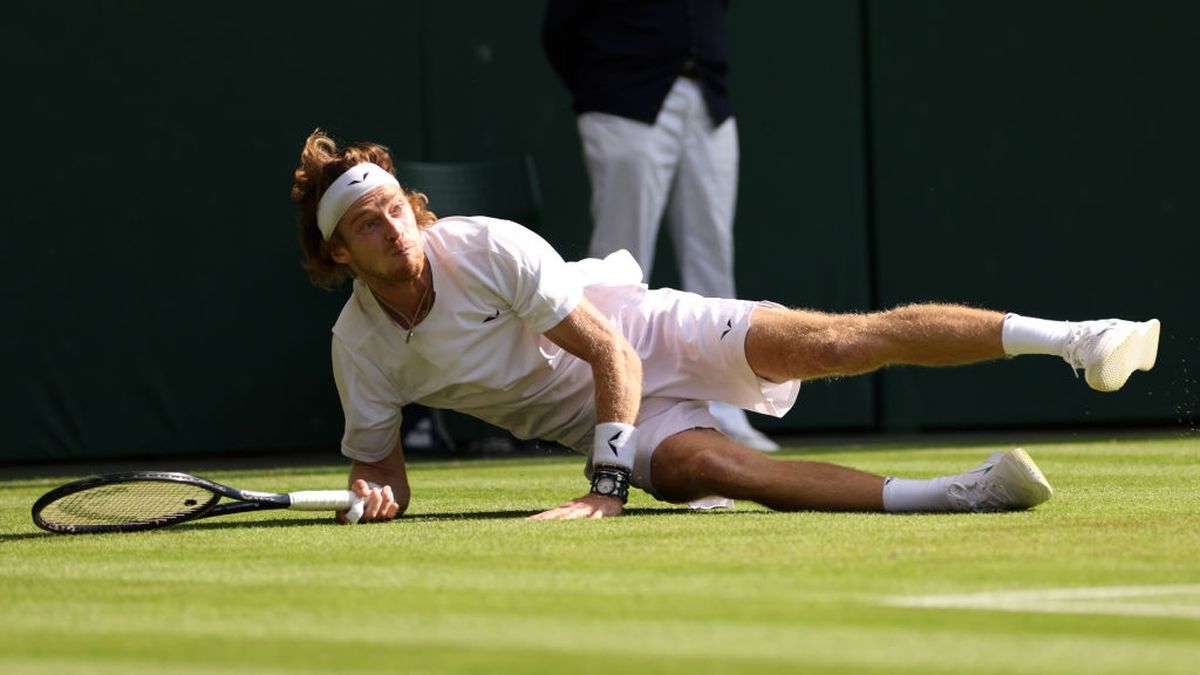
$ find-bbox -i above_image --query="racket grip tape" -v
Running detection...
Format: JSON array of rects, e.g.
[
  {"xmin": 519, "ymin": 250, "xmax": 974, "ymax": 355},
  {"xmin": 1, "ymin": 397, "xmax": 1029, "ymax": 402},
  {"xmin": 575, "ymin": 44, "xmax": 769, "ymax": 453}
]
[{"xmin": 287, "ymin": 490, "xmax": 363, "ymax": 521}]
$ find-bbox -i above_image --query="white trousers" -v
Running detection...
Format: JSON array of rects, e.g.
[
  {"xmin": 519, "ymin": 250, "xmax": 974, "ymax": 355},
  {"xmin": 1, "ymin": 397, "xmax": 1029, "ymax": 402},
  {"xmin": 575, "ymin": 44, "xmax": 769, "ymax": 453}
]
[{"xmin": 578, "ymin": 77, "xmax": 739, "ymax": 299}]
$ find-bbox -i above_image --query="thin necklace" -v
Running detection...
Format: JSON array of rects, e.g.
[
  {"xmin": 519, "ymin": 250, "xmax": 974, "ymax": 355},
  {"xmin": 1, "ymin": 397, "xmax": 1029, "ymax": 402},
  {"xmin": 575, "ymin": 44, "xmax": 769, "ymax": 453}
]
[{"xmin": 372, "ymin": 269, "xmax": 433, "ymax": 344}]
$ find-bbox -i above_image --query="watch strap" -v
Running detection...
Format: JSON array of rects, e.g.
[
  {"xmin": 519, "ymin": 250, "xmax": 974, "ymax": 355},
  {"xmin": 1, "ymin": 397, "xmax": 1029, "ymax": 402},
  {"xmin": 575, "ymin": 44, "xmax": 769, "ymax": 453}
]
[{"xmin": 590, "ymin": 466, "xmax": 630, "ymax": 504}]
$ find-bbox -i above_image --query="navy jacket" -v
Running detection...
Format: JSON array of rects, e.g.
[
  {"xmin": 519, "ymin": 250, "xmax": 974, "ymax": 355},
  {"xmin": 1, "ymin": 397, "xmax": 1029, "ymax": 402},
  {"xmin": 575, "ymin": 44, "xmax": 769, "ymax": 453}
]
[{"xmin": 542, "ymin": 0, "xmax": 732, "ymax": 126}]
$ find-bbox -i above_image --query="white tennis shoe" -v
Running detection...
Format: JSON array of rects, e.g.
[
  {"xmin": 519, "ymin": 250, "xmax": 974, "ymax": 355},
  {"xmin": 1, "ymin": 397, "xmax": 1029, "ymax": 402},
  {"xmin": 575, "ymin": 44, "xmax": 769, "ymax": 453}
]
[
  {"xmin": 1063, "ymin": 318, "xmax": 1160, "ymax": 392},
  {"xmin": 946, "ymin": 448, "xmax": 1053, "ymax": 513}
]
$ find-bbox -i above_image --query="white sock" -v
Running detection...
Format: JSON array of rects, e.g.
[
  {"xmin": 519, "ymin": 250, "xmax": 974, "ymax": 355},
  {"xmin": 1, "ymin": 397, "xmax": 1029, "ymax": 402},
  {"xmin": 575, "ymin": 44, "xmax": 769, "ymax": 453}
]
[
  {"xmin": 1001, "ymin": 313, "xmax": 1074, "ymax": 357},
  {"xmin": 882, "ymin": 476, "xmax": 956, "ymax": 512}
]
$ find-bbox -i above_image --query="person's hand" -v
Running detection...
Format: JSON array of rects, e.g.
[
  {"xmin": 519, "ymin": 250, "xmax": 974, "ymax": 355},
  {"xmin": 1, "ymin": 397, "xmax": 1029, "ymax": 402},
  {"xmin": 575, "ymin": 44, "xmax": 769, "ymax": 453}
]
[
  {"xmin": 338, "ymin": 479, "xmax": 401, "ymax": 524},
  {"xmin": 527, "ymin": 493, "xmax": 624, "ymax": 520}
]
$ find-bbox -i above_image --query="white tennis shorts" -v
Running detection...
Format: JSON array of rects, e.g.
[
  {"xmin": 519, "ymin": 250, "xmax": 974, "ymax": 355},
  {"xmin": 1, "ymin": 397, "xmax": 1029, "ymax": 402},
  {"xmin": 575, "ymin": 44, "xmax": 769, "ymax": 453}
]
[{"xmin": 583, "ymin": 287, "xmax": 801, "ymax": 497}]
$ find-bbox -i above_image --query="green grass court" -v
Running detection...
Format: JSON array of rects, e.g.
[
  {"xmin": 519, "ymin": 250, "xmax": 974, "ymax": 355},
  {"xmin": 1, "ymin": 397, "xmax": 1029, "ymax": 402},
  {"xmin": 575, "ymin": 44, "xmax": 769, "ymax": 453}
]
[{"xmin": 2, "ymin": 436, "xmax": 1198, "ymax": 674}]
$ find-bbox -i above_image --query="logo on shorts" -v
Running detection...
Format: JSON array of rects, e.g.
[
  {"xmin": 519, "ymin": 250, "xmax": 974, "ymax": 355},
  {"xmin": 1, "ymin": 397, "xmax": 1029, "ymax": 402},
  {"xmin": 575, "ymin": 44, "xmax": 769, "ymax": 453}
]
[
  {"xmin": 720, "ymin": 319, "xmax": 733, "ymax": 340},
  {"xmin": 483, "ymin": 308, "xmax": 501, "ymax": 323},
  {"xmin": 607, "ymin": 431, "xmax": 623, "ymax": 457}
]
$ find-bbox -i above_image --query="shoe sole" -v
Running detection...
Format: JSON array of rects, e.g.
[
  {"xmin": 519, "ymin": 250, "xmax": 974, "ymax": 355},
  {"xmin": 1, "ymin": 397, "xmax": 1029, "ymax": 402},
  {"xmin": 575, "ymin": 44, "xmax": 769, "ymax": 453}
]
[
  {"xmin": 1086, "ymin": 319, "xmax": 1160, "ymax": 392},
  {"xmin": 991, "ymin": 448, "xmax": 1054, "ymax": 510}
]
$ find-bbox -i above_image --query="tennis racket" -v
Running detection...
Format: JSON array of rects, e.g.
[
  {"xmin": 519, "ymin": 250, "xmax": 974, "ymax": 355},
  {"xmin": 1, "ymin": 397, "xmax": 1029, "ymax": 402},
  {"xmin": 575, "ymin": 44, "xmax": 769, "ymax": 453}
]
[{"xmin": 32, "ymin": 471, "xmax": 366, "ymax": 534}]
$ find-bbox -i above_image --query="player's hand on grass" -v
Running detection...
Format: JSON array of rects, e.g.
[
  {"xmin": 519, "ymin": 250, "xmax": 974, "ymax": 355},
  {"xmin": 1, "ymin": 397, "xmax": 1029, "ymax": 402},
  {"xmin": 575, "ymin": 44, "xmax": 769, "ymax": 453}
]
[
  {"xmin": 528, "ymin": 493, "xmax": 624, "ymax": 520},
  {"xmin": 338, "ymin": 479, "xmax": 401, "ymax": 524}
]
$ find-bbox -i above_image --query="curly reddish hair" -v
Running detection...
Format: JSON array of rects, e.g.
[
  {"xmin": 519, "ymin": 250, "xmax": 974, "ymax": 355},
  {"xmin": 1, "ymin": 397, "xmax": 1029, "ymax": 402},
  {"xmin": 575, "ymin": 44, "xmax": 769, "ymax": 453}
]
[{"xmin": 291, "ymin": 129, "xmax": 437, "ymax": 289}]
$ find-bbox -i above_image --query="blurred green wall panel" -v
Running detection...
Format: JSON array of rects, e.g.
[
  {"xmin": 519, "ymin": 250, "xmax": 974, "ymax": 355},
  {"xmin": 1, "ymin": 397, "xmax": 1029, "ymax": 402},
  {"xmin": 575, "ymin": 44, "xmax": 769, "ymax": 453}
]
[
  {"xmin": 866, "ymin": 1, "xmax": 1198, "ymax": 429},
  {"xmin": 729, "ymin": 1, "xmax": 874, "ymax": 430},
  {"xmin": 6, "ymin": 1, "xmax": 1193, "ymax": 463},
  {"xmin": 2, "ymin": 2, "xmax": 423, "ymax": 460}
]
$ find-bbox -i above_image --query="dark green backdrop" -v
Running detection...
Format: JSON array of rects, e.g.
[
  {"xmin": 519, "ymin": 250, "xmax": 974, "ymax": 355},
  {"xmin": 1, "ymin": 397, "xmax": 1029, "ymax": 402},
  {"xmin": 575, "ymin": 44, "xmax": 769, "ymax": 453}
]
[{"xmin": 3, "ymin": 1, "xmax": 1195, "ymax": 462}]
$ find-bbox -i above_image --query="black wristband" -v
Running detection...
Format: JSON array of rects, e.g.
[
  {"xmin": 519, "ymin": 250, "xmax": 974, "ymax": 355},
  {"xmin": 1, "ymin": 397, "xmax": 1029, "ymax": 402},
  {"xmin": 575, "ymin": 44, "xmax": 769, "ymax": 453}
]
[{"xmin": 590, "ymin": 465, "xmax": 630, "ymax": 504}]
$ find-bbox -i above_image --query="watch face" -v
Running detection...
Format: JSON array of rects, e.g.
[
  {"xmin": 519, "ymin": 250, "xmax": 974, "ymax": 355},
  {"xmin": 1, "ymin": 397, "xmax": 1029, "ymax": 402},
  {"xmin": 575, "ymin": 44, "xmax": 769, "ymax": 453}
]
[{"xmin": 595, "ymin": 476, "xmax": 616, "ymax": 495}]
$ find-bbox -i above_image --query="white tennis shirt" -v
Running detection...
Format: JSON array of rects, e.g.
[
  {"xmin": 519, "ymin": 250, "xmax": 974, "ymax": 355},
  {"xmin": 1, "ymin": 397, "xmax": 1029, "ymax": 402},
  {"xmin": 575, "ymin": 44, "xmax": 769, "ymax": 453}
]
[{"xmin": 332, "ymin": 216, "xmax": 645, "ymax": 463}]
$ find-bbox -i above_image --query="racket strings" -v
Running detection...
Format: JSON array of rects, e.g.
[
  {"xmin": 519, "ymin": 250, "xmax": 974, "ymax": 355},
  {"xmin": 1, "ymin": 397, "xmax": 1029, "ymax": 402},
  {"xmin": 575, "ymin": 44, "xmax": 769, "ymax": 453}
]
[{"xmin": 38, "ymin": 481, "xmax": 217, "ymax": 527}]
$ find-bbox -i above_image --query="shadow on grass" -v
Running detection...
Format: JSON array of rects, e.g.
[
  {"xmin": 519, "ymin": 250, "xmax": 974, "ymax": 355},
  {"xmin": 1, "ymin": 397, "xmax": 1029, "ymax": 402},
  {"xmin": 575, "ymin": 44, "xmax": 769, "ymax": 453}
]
[
  {"xmin": 401, "ymin": 506, "xmax": 728, "ymax": 521},
  {"xmin": 1, "ymin": 506, "xmax": 746, "ymax": 541},
  {"xmin": 0, "ymin": 517, "xmax": 340, "ymax": 541}
]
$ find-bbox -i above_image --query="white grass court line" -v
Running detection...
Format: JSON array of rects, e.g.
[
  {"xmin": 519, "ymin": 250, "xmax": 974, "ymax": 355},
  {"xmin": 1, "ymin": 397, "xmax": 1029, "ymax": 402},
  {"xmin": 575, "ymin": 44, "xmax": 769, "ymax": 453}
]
[{"xmin": 884, "ymin": 584, "xmax": 1200, "ymax": 621}]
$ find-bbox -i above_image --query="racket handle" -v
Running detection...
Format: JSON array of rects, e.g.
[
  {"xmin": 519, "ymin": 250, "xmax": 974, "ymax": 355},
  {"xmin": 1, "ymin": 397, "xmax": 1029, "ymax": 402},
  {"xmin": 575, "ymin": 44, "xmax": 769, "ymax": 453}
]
[{"xmin": 287, "ymin": 490, "xmax": 360, "ymax": 512}]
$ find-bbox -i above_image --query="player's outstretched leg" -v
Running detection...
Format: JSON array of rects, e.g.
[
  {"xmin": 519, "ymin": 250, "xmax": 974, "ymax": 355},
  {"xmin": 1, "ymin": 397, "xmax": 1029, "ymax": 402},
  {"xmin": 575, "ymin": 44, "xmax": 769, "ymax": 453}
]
[
  {"xmin": 882, "ymin": 448, "xmax": 1053, "ymax": 513},
  {"xmin": 650, "ymin": 430, "xmax": 1053, "ymax": 513},
  {"xmin": 746, "ymin": 305, "xmax": 1160, "ymax": 393},
  {"xmin": 650, "ymin": 429, "xmax": 886, "ymax": 511},
  {"xmin": 745, "ymin": 304, "xmax": 1009, "ymax": 383}
]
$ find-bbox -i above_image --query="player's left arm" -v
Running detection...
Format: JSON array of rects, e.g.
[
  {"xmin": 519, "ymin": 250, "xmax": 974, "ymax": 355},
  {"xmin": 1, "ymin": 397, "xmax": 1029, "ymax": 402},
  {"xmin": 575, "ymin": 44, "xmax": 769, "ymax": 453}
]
[
  {"xmin": 544, "ymin": 298, "xmax": 641, "ymax": 425},
  {"xmin": 529, "ymin": 298, "xmax": 642, "ymax": 520}
]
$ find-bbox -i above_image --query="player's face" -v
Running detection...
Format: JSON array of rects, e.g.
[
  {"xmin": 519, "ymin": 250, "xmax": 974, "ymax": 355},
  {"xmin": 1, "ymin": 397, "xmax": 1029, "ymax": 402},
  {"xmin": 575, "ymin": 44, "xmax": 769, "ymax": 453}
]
[{"xmin": 330, "ymin": 186, "xmax": 425, "ymax": 284}]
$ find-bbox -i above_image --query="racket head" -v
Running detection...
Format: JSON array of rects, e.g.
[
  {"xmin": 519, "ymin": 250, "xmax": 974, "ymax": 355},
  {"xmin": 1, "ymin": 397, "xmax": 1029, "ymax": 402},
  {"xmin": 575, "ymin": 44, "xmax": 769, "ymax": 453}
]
[{"xmin": 32, "ymin": 471, "xmax": 223, "ymax": 534}]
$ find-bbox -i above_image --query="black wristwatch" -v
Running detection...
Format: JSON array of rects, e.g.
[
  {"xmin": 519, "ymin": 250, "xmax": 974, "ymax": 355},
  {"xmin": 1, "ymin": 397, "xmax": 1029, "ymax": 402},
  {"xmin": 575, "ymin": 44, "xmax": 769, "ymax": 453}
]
[{"xmin": 590, "ymin": 466, "xmax": 630, "ymax": 503}]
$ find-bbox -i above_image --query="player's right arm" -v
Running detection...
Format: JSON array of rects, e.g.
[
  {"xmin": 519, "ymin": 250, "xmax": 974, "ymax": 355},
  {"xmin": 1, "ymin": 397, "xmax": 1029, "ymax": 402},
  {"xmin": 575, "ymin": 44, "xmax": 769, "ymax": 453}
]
[
  {"xmin": 338, "ymin": 437, "xmax": 410, "ymax": 523},
  {"xmin": 332, "ymin": 334, "xmax": 411, "ymax": 524}
]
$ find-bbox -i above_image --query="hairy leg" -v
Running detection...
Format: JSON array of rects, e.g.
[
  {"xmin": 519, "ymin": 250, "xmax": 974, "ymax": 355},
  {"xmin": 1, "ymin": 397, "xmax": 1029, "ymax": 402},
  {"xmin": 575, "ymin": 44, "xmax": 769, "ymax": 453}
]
[
  {"xmin": 746, "ymin": 303, "xmax": 1007, "ymax": 383},
  {"xmin": 650, "ymin": 429, "xmax": 885, "ymax": 511}
]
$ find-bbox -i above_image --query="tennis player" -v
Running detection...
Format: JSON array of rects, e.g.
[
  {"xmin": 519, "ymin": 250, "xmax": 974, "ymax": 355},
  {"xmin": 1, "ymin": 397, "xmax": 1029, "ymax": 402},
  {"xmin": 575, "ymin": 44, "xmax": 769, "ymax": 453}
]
[{"xmin": 290, "ymin": 130, "xmax": 1161, "ymax": 523}]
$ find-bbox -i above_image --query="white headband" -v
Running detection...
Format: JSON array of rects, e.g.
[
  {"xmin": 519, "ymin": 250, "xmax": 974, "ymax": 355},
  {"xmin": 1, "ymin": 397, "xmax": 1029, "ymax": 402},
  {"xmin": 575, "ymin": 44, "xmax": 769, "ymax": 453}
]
[{"xmin": 316, "ymin": 162, "xmax": 401, "ymax": 240}]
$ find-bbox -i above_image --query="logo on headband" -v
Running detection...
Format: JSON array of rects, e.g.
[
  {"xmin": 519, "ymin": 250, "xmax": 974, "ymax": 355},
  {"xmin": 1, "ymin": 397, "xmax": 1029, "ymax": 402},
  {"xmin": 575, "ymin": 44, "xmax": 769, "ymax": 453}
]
[{"xmin": 317, "ymin": 163, "xmax": 399, "ymax": 240}]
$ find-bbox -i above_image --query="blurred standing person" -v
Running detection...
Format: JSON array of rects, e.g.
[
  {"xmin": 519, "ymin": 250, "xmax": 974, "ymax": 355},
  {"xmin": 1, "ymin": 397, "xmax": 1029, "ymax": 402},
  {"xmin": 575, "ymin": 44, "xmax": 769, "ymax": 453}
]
[{"xmin": 543, "ymin": 0, "xmax": 778, "ymax": 451}]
